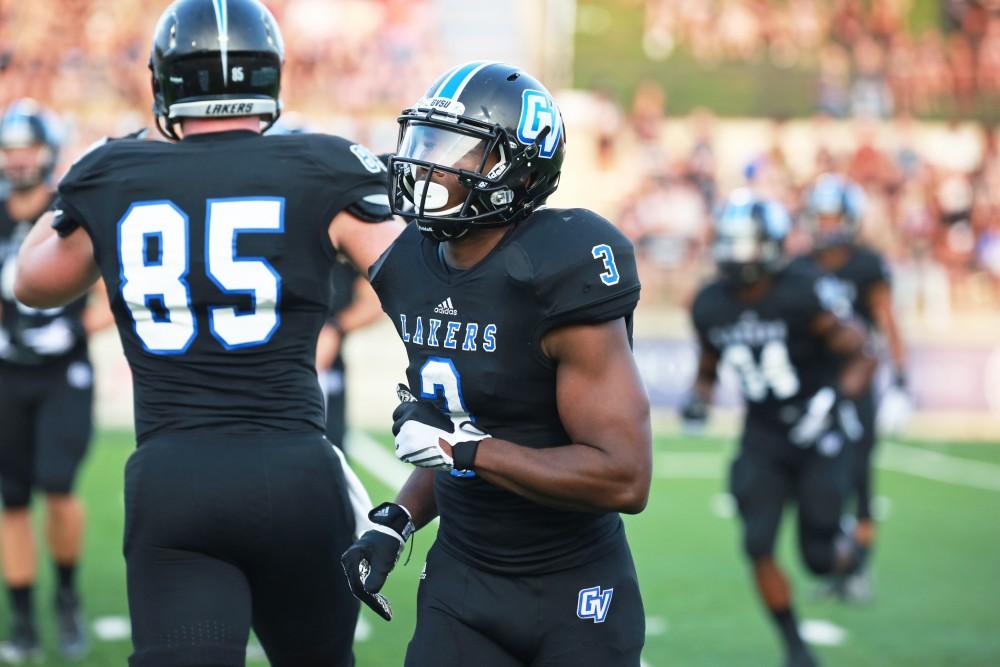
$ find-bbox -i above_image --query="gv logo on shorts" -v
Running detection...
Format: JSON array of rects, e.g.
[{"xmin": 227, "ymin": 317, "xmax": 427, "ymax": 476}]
[{"xmin": 577, "ymin": 586, "xmax": 614, "ymax": 623}]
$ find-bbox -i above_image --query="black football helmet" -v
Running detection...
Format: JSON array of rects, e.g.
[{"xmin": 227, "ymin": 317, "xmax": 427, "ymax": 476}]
[
  {"xmin": 149, "ymin": 0, "xmax": 284, "ymax": 140},
  {"xmin": 0, "ymin": 99, "xmax": 61, "ymax": 191},
  {"xmin": 712, "ymin": 188, "xmax": 791, "ymax": 286},
  {"xmin": 804, "ymin": 172, "xmax": 865, "ymax": 248},
  {"xmin": 390, "ymin": 61, "xmax": 566, "ymax": 241}
]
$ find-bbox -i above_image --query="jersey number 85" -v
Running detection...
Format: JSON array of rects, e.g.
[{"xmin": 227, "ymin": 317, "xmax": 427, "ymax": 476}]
[{"xmin": 118, "ymin": 198, "xmax": 284, "ymax": 355}]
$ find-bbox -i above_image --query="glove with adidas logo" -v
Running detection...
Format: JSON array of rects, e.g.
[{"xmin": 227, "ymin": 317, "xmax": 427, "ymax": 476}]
[
  {"xmin": 392, "ymin": 384, "xmax": 491, "ymax": 471},
  {"xmin": 340, "ymin": 502, "xmax": 414, "ymax": 622}
]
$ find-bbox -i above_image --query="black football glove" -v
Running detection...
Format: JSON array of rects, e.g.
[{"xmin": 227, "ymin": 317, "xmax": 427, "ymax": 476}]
[
  {"xmin": 392, "ymin": 384, "xmax": 489, "ymax": 471},
  {"xmin": 340, "ymin": 502, "xmax": 414, "ymax": 622},
  {"xmin": 680, "ymin": 393, "xmax": 709, "ymax": 436}
]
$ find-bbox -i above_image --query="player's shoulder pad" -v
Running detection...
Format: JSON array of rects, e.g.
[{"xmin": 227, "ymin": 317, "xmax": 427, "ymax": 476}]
[
  {"xmin": 299, "ymin": 132, "xmax": 389, "ymax": 180},
  {"xmin": 853, "ymin": 243, "xmax": 891, "ymax": 282},
  {"xmin": 690, "ymin": 278, "xmax": 728, "ymax": 326},
  {"xmin": 775, "ymin": 260, "xmax": 829, "ymax": 319},
  {"xmin": 505, "ymin": 207, "xmax": 640, "ymax": 325}
]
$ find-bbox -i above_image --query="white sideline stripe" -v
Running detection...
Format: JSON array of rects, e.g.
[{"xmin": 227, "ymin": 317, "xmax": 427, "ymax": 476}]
[
  {"xmin": 879, "ymin": 442, "xmax": 1000, "ymax": 492},
  {"xmin": 656, "ymin": 444, "xmax": 1000, "ymax": 492},
  {"xmin": 346, "ymin": 429, "xmax": 411, "ymax": 490}
]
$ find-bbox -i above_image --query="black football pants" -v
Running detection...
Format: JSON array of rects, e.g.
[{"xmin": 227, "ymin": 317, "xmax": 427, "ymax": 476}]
[
  {"xmin": 729, "ymin": 427, "xmax": 854, "ymax": 576},
  {"xmin": 0, "ymin": 359, "xmax": 93, "ymax": 508},
  {"xmin": 124, "ymin": 432, "xmax": 358, "ymax": 667},
  {"xmin": 852, "ymin": 388, "xmax": 877, "ymax": 521},
  {"xmin": 404, "ymin": 536, "xmax": 645, "ymax": 667}
]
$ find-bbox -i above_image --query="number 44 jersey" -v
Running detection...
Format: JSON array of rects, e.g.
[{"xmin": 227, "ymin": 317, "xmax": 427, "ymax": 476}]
[
  {"xmin": 691, "ymin": 262, "xmax": 842, "ymax": 444},
  {"xmin": 371, "ymin": 208, "xmax": 641, "ymax": 575},
  {"xmin": 52, "ymin": 131, "xmax": 390, "ymax": 442}
]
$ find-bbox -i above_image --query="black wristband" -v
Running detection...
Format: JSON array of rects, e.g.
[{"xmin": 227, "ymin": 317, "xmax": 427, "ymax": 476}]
[{"xmin": 452, "ymin": 440, "xmax": 480, "ymax": 471}]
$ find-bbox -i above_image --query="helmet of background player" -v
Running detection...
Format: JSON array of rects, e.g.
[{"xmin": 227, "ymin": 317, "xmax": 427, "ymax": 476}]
[
  {"xmin": 805, "ymin": 172, "xmax": 865, "ymax": 248},
  {"xmin": 390, "ymin": 62, "xmax": 566, "ymax": 241},
  {"xmin": 0, "ymin": 99, "xmax": 61, "ymax": 192},
  {"xmin": 712, "ymin": 188, "xmax": 791, "ymax": 286},
  {"xmin": 149, "ymin": 0, "xmax": 285, "ymax": 141}
]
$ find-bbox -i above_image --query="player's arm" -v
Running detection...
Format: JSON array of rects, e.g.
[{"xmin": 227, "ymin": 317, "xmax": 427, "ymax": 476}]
[
  {"xmin": 472, "ymin": 318, "xmax": 652, "ymax": 514},
  {"xmin": 316, "ymin": 276, "xmax": 383, "ymax": 370},
  {"xmin": 811, "ymin": 312, "xmax": 877, "ymax": 399},
  {"xmin": 328, "ymin": 209, "xmax": 405, "ymax": 275},
  {"xmin": 869, "ymin": 281, "xmax": 906, "ymax": 378},
  {"xmin": 14, "ymin": 212, "xmax": 100, "ymax": 309},
  {"xmin": 82, "ymin": 280, "xmax": 115, "ymax": 335}
]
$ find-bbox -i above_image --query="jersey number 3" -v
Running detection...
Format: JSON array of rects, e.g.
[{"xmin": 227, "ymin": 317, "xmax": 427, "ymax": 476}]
[{"xmin": 118, "ymin": 198, "xmax": 284, "ymax": 355}]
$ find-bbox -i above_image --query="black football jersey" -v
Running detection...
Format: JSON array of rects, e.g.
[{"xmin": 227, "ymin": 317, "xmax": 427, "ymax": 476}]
[
  {"xmin": 0, "ymin": 197, "xmax": 88, "ymax": 367},
  {"xmin": 791, "ymin": 244, "xmax": 890, "ymax": 327},
  {"xmin": 372, "ymin": 208, "xmax": 641, "ymax": 575},
  {"xmin": 692, "ymin": 262, "xmax": 841, "ymax": 437},
  {"xmin": 53, "ymin": 130, "xmax": 389, "ymax": 442}
]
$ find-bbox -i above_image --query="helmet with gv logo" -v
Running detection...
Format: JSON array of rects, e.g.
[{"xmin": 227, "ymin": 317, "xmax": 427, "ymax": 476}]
[
  {"xmin": 390, "ymin": 62, "xmax": 566, "ymax": 241},
  {"xmin": 149, "ymin": 0, "xmax": 285, "ymax": 140},
  {"xmin": 0, "ymin": 99, "xmax": 61, "ymax": 191},
  {"xmin": 804, "ymin": 172, "xmax": 866, "ymax": 248},
  {"xmin": 713, "ymin": 188, "xmax": 792, "ymax": 286}
]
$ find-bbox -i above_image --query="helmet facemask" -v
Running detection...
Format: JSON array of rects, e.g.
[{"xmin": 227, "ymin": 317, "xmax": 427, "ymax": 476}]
[
  {"xmin": 390, "ymin": 107, "xmax": 559, "ymax": 242},
  {"xmin": 713, "ymin": 196, "xmax": 788, "ymax": 286}
]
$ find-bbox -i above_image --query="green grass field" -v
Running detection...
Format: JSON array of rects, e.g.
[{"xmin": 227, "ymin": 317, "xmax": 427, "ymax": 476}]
[{"xmin": 5, "ymin": 431, "xmax": 1000, "ymax": 666}]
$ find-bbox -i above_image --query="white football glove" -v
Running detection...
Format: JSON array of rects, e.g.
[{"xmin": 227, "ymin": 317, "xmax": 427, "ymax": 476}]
[
  {"xmin": 392, "ymin": 384, "xmax": 489, "ymax": 470},
  {"xmin": 877, "ymin": 384, "xmax": 914, "ymax": 436}
]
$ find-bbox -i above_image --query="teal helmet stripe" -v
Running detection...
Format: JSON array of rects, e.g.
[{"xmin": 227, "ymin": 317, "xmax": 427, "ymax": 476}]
[{"xmin": 434, "ymin": 61, "xmax": 495, "ymax": 100}]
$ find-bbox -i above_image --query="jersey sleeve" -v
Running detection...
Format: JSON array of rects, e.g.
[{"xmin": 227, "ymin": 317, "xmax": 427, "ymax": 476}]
[
  {"xmin": 859, "ymin": 246, "xmax": 891, "ymax": 288},
  {"xmin": 690, "ymin": 284, "xmax": 720, "ymax": 354},
  {"xmin": 305, "ymin": 134, "xmax": 392, "ymax": 223},
  {"xmin": 516, "ymin": 209, "xmax": 641, "ymax": 346},
  {"xmin": 53, "ymin": 136, "xmax": 133, "ymax": 239}
]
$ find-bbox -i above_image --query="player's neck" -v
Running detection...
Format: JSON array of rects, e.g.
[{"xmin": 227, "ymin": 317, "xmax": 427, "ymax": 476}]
[
  {"xmin": 180, "ymin": 117, "xmax": 262, "ymax": 137},
  {"xmin": 6, "ymin": 184, "xmax": 52, "ymax": 222},
  {"xmin": 815, "ymin": 245, "xmax": 850, "ymax": 270},
  {"xmin": 442, "ymin": 226, "xmax": 511, "ymax": 270},
  {"xmin": 736, "ymin": 277, "xmax": 773, "ymax": 302}
]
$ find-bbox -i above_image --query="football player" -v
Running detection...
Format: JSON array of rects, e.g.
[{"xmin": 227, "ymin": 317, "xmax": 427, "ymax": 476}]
[
  {"xmin": 12, "ymin": 1, "xmax": 402, "ymax": 665},
  {"xmin": 341, "ymin": 62, "xmax": 652, "ymax": 667},
  {"xmin": 317, "ymin": 260, "xmax": 384, "ymax": 450},
  {"xmin": 681, "ymin": 189, "xmax": 876, "ymax": 667},
  {"xmin": 795, "ymin": 173, "xmax": 909, "ymax": 600},
  {"xmin": 0, "ymin": 99, "xmax": 113, "ymax": 662}
]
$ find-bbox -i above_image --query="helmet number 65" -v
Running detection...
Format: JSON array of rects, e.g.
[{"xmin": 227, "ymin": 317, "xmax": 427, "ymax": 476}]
[{"xmin": 592, "ymin": 244, "xmax": 620, "ymax": 286}]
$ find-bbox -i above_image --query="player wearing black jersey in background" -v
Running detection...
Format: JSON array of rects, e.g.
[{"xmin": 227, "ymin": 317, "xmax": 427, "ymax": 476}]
[
  {"xmin": 341, "ymin": 62, "xmax": 651, "ymax": 667},
  {"xmin": 681, "ymin": 189, "xmax": 876, "ymax": 667},
  {"xmin": 317, "ymin": 260, "xmax": 384, "ymax": 450},
  {"xmin": 795, "ymin": 173, "xmax": 909, "ymax": 601},
  {"xmin": 12, "ymin": 1, "xmax": 402, "ymax": 665},
  {"xmin": 0, "ymin": 100, "xmax": 114, "ymax": 662}
]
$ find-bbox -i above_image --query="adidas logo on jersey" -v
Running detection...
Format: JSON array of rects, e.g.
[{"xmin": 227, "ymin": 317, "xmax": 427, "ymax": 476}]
[{"xmin": 434, "ymin": 298, "xmax": 458, "ymax": 316}]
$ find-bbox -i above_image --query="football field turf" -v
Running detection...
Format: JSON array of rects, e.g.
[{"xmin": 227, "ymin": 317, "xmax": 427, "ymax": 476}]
[{"xmin": 5, "ymin": 430, "xmax": 999, "ymax": 666}]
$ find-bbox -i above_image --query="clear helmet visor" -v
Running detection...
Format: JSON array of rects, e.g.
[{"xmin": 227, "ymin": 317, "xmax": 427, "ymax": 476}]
[{"xmin": 397, "ymin": 124, "xmax": 493, "ymax": 217}]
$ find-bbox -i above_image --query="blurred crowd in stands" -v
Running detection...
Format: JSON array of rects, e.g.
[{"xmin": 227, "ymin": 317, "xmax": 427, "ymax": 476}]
[
  {"xmin": 1, "ymin": 0, "xmax": 998, "ymax": 322},
  {"xmin": 0, "ymin": 0, "xmax": 440, "ymax": 117},
  {"xmin": 605, "ymin": 102, "xmax": 1000, "ymax": 321},
  {"xmin": 643, "ymin": 0, "xmax": 1000, "ymax": 118}
]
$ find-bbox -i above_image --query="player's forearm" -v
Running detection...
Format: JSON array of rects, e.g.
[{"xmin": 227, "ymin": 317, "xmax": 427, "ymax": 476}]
[
  {"xmin": 473, "ymin": 436, "xmax": 651, "ymax": 514},
  {"xmin": 394, "ymin": 468, "xmax": 438, "ymax": 530},
  {"xmin": 838, "ymin": 352, "xmax": 877, "ymax": 399},
  {"xmin": 15, "ymin": 216, "xmax": 100, "ymax": 308}
]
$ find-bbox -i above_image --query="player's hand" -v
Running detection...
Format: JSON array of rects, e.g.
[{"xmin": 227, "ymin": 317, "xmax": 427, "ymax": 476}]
[
  {"xmin": 340, "ymin": 502, "xmax": 415, "ymax": 622},
  {"xmin": 680, "ymin": 393, "xmax": 709, "ymax": 436},
  {"xmin": 392, "ymin": 384, "xmax": 490, "ymax": 470},
  {"xmin": 791, "ymin": 387, "xmax": 863, "ymax": 451},
  {"xmin": 877, "ymin": 378, "xmax": 913, "ymax": 436}
]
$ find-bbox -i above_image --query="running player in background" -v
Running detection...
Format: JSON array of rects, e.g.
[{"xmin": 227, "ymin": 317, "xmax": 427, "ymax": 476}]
[
  {"xmin": 0, "ymin": 99, "xmax": 113, "ymax": 662},
  {"xmin": 796, "ymin": 173, "xmax": 910, "ymax": 601},
  {"xmin": 682, "ymin": 189, "xmax": 876, "ymax": 667}
]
